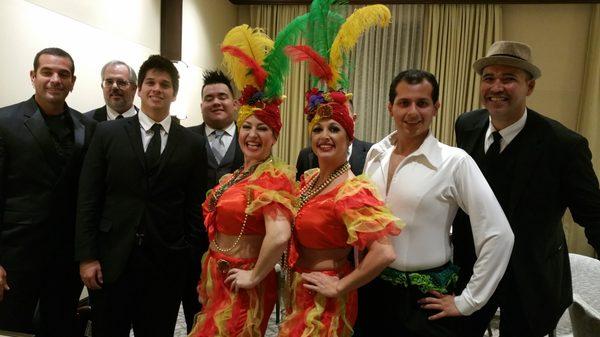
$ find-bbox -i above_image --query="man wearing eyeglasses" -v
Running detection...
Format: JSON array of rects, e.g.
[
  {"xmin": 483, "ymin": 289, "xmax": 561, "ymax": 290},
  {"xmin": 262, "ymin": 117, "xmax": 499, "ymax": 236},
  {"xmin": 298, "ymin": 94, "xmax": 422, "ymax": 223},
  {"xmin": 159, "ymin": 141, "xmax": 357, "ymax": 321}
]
[{"xmin": 85, "ymin": 60, "xmax": 138, "ymax": 122}]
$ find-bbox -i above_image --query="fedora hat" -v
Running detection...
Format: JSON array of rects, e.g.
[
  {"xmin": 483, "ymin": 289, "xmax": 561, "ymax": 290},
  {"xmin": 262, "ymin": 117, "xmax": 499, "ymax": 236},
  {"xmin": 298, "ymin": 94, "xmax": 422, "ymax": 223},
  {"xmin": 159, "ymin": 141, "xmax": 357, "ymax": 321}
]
[{"xmin": 473, "ymin": 41, "xmax": 541, "ymax": 79}]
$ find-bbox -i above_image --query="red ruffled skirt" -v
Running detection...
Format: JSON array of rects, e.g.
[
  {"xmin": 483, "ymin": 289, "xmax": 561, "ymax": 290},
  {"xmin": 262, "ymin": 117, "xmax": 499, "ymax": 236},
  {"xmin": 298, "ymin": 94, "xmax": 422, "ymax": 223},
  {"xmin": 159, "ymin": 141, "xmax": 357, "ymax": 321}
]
[
  {"xmin": 278, "ymin": 264, "xmax": 357, "ymax": 337},
  {"xmin": 189, "ymin": 250, "xmax": 277, "ymax": 337}
]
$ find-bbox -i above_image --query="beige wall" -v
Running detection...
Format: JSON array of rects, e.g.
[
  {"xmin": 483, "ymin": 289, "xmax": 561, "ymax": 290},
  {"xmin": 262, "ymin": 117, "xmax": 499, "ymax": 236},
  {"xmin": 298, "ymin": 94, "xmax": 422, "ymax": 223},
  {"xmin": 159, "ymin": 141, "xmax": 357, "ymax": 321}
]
[
  {"xmin": 502, "ymin": 4, "xmax": 592, "ymax": 129},
  {"xmin": 503, "ymin": 4, "xmax": 596, "ymax": 257}
]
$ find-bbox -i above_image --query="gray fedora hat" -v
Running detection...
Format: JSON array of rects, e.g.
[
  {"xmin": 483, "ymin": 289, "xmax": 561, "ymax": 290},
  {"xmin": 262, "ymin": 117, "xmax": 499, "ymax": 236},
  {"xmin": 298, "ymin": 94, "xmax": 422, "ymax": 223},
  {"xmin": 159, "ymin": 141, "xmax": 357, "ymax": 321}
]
[{"xmin": 473, "ymin": 41, "xmax": 541, "ymax": 79}]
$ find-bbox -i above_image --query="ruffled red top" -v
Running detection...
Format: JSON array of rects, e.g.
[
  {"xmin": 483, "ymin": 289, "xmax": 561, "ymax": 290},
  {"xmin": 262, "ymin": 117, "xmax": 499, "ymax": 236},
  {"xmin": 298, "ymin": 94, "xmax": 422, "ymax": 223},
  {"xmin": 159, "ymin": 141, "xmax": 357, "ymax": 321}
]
[
  {"xmin": 289, "ymin": 169, "xmax": 403, "ymax": 266},
  {"xmin": 202, "ymin": 160, "xmax": 297, "ymax": 241}
]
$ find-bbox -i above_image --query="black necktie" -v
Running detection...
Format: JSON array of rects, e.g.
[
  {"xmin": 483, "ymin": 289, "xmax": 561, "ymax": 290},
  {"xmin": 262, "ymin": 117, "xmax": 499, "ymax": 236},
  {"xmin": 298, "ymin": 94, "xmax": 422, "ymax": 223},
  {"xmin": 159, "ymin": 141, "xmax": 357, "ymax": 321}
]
[
  {"xmin": 145, "ymin": 124, "xmax": 162, "ymax": 169},
  {"xmin": 116, "ymin": 114, "xmax": 124, "ymax": 120},
  {"xmin": 486, "ymin": 131, "xmax": 503, "ymax": 160}
]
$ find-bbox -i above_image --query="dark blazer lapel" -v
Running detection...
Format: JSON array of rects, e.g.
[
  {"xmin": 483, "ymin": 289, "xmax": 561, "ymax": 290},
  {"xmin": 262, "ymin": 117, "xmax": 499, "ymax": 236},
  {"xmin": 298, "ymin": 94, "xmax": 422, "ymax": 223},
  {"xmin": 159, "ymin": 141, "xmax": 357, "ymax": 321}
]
[
  {"xmin": 124, "ymin": 115, "xmax": 146, "ymax": 169},
  {"xmin": 94, "ymin": 106, "xmax": 108, "ymax": 122},
  {"xmin": 349, "ymin": 139, "xmax": 369, "ymax": 174},
  {"xmin": 507, "ymin": 110, "xmax": 544, "ymax": 220},
  {"xmin": 155, "ymin": 120, "xmax": 182, "ymax": 177},
  {"xmin": 461, "ymin": 115, "xmax": 489, "ymax": 155},
  {"xmin": 308, "ymin": 151, "xmax": 317, "ymax": 169},
  {"xmin": 22, "ymin": 99, "xmax": 61, "ymax": 175}
]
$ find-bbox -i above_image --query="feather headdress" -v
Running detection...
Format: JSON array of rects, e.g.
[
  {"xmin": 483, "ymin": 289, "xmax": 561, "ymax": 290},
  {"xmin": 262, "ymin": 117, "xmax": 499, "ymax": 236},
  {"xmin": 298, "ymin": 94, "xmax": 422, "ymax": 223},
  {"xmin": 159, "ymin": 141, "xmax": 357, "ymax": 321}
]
[
  {"xmin": 284, "ymin": 0, "xmax": 391, "ymax": 140},
  {"xmin": 220, "ymin": 15, "xmax": 308, "ymax": 136}
]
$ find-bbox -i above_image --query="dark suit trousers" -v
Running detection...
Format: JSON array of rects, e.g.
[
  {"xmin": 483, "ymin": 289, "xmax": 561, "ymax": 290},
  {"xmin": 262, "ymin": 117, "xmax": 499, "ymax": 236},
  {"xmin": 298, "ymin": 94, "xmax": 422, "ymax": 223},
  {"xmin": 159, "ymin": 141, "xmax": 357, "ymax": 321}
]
[
  {"xmin": 0, "ymin": 262, "xmax": 82, "ymax": 337},
  {"xmin": 459, "ymin": 271, "xmax": 538, "ymax": 337},
  {"xmin": 353, "ymin": 277, "xmax": 460, "ymax": 337},
  {"xmin": 90, "ymin": 245, "xmax": 185, "ymax": 337}
]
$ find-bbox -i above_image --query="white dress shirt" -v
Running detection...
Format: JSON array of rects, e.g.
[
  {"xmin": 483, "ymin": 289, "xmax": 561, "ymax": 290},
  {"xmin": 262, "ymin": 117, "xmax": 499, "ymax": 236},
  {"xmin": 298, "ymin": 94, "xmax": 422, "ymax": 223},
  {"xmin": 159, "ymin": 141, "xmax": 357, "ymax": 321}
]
[
  {"xmin": 364, "ymin": 131, "xmax": 514, "ymax": 315},
  {"xmin": 138, "ymin": 110, "xmax": 171, "ymax": 154},
  {"xmin": 484, "ymin": 109, "xmax": 527, "ymax": 153},
  {"xmin": 204, "ymin": 122, "xmax": 235, "ymax": 152},
  {"xmin": 106, "ymin": 105, "xmax": 137, "ymax": 121}
]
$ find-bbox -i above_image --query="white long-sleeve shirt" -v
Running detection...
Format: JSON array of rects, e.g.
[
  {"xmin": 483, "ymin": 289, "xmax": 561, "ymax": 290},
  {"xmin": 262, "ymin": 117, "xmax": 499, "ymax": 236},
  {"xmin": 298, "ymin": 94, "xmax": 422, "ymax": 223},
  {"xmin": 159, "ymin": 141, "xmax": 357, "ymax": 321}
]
[{"xmin": 363, "ymin": 131, "xmax": 514, "ymax": 316}]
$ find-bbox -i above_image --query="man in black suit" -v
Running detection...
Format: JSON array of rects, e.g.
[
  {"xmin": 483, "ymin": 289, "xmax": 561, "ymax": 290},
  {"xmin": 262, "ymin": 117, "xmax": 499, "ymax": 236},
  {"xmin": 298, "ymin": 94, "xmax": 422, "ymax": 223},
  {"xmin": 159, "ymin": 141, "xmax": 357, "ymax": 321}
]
[
  {"xmin": 453, "ymin": 40, "xmax": 600, "ymax": 337},
  {"xmin": 295, "ymin": 102, "xmax": 372, "ymax": 180},
  {"xmin": 183, "ymin": 70, "xmax": 243, "ymax": 332},
  {"xmin": 85, "ymin": 60, "xmax": 138, "ymax": 122},
  {"xmin": 76, "ymin": 55, "xmax": 206, "ymax": 337},
  {"xmin": 0, "ymin": 47, "xmax": 96, "ymax": 336}
]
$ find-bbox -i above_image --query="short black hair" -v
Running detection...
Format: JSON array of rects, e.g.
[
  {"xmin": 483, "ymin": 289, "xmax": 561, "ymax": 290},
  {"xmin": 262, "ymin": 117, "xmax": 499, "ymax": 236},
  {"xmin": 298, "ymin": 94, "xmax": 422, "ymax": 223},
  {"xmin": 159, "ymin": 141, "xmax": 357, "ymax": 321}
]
[
  {"xmin": 138, "ymin": 55, "xmax": 179, "ymax": 95},
  {"xmin": 33, "ymin": 47, "xmax": 75, "ymax": 74},
  {"xmin": 388, "ymin": 69, "xmax": 439, "ymax": 104},
  {"xmin": 201, "ymin": 70, "xmax": 234, "ymax": 97}
]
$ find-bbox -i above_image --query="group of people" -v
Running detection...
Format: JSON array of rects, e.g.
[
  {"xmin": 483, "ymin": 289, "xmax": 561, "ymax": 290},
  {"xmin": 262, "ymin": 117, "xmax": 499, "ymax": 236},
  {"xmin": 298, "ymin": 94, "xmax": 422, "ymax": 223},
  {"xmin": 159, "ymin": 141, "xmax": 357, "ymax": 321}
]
[{"xmin": 1, "ymin": 3, "xmax": 599, "ymax": 337}]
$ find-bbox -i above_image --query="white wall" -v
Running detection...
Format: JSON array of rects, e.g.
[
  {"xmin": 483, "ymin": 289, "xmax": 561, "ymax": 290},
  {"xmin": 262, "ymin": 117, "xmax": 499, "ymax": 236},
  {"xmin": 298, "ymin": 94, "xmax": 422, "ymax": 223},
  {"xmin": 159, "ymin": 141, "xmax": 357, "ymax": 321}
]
[
  {"xmin": 180, "ymin": 0, "xmax": 238, "ymax": 126},
  {"xmin": 0, "ymin": 0, "xmax": 242, "ymax": 125},
  {"xmin": 0, "ymin": 0, "xmax": 160, "ymax": 112}
]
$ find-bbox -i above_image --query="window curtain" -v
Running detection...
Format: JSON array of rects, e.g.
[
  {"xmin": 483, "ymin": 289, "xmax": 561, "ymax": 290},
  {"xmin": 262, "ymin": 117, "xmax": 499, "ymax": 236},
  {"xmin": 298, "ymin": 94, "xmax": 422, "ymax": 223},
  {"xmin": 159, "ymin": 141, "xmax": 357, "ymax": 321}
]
[
  {"xmin": 421, "ymin": 4, "xmax": 501, "ymax": 146},
  {"xmin": 566, "ymin": 4, "xmax": 600, "ymax": 257},
  {"xmin": 349, "ymin": 4, "xmax": 425, "ymax": 143},
  {"xmin": 248, "ymin": 5, "xmax": 310, "ymax": 164}
]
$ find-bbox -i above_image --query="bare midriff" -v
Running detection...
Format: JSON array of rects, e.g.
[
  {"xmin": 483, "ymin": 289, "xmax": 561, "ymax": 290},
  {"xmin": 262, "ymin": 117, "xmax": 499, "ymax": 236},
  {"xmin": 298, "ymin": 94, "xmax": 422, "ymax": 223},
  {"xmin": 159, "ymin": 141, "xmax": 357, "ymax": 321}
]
[
  {"xmin": 296, "ymin": 246, "xmax": 351, "ymax": 271},
  {"xmin": 209, "ymin": 232, "xmax": 264, "ymax": 258}
]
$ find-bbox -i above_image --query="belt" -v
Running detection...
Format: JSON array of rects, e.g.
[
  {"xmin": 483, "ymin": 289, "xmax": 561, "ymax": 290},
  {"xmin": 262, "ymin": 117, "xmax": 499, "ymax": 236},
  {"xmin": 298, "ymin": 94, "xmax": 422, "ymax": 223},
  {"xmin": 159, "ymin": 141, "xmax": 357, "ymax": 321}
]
[{"xmin": 380, "ymin": 262, "xmax": 460, "ymax": 294}]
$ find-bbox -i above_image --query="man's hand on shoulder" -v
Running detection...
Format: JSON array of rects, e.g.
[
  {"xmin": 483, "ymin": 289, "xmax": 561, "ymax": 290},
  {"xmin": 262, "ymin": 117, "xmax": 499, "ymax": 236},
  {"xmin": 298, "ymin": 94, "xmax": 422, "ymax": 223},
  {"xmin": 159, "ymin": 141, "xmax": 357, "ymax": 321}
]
[
  {"xmin": 80, "ymin": 260, "xmax": 103, "ymax": 290},
  {"xmin": 0, "ymin": 265, "xmax": 9, "ymax": 301}
]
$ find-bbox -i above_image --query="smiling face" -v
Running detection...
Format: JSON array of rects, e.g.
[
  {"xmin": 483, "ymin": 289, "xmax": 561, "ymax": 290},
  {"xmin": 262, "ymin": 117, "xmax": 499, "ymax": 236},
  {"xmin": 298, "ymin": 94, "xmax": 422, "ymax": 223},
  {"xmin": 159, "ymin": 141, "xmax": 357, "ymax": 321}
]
[
  {"xmin": 138, "ymin": 69, "xmax": 176, "ymax": 118},
  {"xmin": 201, "ymin": 83, "xmax": 236, "ymax": 130},
  {"xmin": 388, "ymin": 80, "xmax": 439, "ymax": 142},
  {"xmin": 102, "ymin": 64, "xmax": 136, "ymax": 113},
  {"xmin": 480, "ymin": 64, "xmax": 535, "ymax": 127},
  {"xmin": 30, "ymin": 54, "xmax": 76, "ymax": 109},
  {"xmin": 310, "ymin": 118, "xmax": 350, "ymax": 165},
  {"xmin": 238, "ymin": 115, "xmax": 276, "ymax": 166}
]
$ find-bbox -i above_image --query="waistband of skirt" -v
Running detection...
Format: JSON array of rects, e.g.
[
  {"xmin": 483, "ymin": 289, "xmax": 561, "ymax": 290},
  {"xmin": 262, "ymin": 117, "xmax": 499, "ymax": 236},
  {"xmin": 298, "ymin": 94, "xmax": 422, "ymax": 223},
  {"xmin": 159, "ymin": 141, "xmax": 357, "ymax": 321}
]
[
  {"xmin": 379, "ymin": 262, "xmax": 460, "ymax": 294},
  {"xmin": 208, "ymin": 249, "xmax": 258, "ymax": 264}
]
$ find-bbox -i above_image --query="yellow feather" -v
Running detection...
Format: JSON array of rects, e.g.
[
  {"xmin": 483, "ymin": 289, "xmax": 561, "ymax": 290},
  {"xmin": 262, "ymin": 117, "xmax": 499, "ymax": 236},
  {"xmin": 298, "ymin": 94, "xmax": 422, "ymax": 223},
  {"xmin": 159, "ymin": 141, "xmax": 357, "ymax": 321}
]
[
  {"xmin": 328, "ymin": 5, "xmax": 391, "ymax": 88},
  {"xmin": 221, "ymin": 24, "xmax": 274, "ymax": 89}
]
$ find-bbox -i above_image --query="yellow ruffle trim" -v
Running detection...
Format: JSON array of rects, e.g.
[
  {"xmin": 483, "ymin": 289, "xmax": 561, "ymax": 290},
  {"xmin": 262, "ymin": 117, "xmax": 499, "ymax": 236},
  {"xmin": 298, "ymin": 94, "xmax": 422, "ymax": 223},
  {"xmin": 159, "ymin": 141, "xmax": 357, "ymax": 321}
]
[
  {"xmin": 245, "ymin": 159, "xmax": 298, "ymax": 217},
  {"xmin": 335, "ymin": 175, "xmax": 405, "ymax": 246}
]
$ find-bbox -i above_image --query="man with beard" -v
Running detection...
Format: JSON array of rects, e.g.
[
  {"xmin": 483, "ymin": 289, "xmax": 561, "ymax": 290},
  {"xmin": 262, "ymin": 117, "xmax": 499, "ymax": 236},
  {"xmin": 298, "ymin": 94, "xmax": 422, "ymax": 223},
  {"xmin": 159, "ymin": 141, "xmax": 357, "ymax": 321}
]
[{"xmin": 86, "ymin": 60, "xmax": 138, "ymax": 122}]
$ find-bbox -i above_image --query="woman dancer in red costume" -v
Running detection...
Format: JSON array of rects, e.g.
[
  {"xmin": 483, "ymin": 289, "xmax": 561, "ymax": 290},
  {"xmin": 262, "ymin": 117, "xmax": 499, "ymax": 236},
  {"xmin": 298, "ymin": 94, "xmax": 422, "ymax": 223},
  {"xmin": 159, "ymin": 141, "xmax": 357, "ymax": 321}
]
[
  {"xmin": 278, "ymin": 89, "xmax": 403, "ymax": 337},
  {"xmin": 189, "ymin": 22, "xmax": 303, "ymax": 337}
]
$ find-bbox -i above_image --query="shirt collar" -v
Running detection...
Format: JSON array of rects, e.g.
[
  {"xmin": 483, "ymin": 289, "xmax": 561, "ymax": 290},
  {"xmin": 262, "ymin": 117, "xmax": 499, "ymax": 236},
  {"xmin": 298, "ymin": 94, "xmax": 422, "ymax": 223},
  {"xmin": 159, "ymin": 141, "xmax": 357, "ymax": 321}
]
[
  {"xmin": 486, "ymin": 108, "xmax": 527, "ymax": 145},
  {"xmin": 373, "ymin": 130, "xmax": 441, "ymax": 170},
  {"xmin": 138, "ymin": 110, "xmax": 172, "ymax": 134},
  {"xmin": 106, "ymin": 105, "xmax": 137, "ymax": 120},
  {"xmin": 205, "ymin": 122, "xmax": 236, "ymax": 137}
]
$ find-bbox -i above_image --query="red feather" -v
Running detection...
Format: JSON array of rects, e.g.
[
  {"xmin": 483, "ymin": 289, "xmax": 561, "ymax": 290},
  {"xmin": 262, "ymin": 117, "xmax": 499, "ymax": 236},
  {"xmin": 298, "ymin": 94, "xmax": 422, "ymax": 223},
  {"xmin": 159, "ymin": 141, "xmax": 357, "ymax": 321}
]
[
  {"xmin": 221, "ymin": 45, "xmax": 268, "ymax": 88},
  {"xmin": 284, "ymin": 45, "xmax": 333, "ymax": 83}
]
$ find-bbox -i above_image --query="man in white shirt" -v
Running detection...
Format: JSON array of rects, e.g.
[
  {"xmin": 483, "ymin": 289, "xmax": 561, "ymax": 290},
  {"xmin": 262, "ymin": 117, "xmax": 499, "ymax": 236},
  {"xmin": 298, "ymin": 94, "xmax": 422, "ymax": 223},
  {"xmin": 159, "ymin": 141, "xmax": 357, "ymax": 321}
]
[
  {"xmin": 85, "ymin": 60, "xmax": 138, "ymax": 122},
  {"xmin": 354, "ymin": 69, "xmax": 514, "ymax": 337}
]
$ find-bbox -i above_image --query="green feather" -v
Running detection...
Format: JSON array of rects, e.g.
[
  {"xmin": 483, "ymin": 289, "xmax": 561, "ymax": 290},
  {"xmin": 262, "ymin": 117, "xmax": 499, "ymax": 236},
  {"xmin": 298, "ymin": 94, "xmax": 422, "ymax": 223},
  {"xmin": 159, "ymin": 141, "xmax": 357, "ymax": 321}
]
[
  {"xmin": 307, "ymin": 0, "xmax": 345, "ymax": 59},
  {"xmin": 262, "ymin": 13, "xmax": 309, "ymax": 99}
]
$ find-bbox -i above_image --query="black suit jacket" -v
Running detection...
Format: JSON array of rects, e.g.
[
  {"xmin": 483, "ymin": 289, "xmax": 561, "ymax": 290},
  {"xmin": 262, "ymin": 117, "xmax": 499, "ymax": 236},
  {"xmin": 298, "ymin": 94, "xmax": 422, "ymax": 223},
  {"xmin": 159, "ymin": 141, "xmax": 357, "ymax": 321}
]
[
  {"xmin": 188, "ymin": 123, "xmax": 243, "ymax": 190},
  {"xmin": 0, "ymin": 96, "xmax": 96, "ymax": 271},
  {"xmin": 295, "ymin": 138, "xmax": 373, "ymax": 180},
  {"xmin": 453, "ymin": 108, "xmax": 600, "ymax": 335},
  {"xmin": 75, "ymin": 115, "xmax": 206, "ymax": 283},
  {"xmin": 84, "ymin": 105, "xmax": 139, "ymax": 123}
]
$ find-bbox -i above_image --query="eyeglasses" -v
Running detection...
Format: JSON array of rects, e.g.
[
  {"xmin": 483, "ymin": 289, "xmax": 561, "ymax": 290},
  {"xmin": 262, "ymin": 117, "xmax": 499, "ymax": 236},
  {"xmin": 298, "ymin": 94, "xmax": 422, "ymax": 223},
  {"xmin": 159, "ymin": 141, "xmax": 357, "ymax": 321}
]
[{"xmin": 102, "ymin": 78, "xmax": 132, "ymax": 89}]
